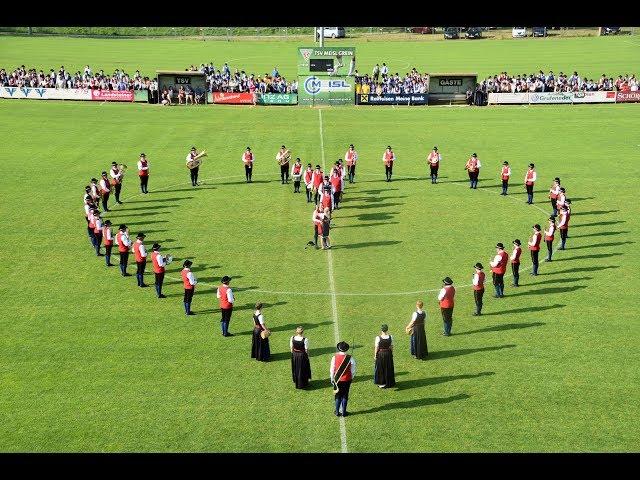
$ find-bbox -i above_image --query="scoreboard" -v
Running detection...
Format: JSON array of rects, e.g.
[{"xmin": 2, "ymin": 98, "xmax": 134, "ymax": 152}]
[
  {"xmin": 297, "ymin": 47, "xmax": 355, "ymax": 77},
  {"xmin": 297, "ymin": 46, "xmax": 356, "ymax": 106}
]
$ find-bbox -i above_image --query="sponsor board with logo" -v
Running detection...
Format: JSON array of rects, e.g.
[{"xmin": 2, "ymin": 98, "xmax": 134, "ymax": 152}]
[
  {"xmin": 0, "ymin": 86, "xmax": 93, "ymax": 100},
  {"xmin": 571, "ymin": 91, "xmax": 616, "ymax": 103},
  {"xmin": 528, "ymin": 92, "xmax": 574, "ymax": 104},
  {"xmin": 355, "ymin": 93, "xmax": 428, "ymax": 105},
  {"xmin": 212, "ymin": 92, "xmax": 255, "ymax": 104},
  {"xmin": 298, "ymin": 76, "xmax": 354, "ymax": 106},
  {"xmin": 489, "ymin": 91, "xmax": 619, "ymax": 104},
  {"xmin": 615, "ymin": 91, "xmax": 640, "ymax": 103},
  {"xmin": 255, "ymin": 93, "xmax": 298, "ymax": 105},
  {"xmin": 91, "ymin": 89, "xmax": 134, "ymax": 102}
]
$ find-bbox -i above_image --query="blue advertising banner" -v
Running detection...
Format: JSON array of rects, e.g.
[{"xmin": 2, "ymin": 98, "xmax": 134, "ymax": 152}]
[{"xmin": 356, "ymin": 93, "xmax": 428, "ymax": 105}]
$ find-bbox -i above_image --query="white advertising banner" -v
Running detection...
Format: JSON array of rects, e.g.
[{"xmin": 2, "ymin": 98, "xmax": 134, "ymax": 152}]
[
  {"xmin": 571, "ymin": 91, "xmax": 617, "ymax": 103},
  {"xmin": 488, "ymin": 93, "xmax": 530, "ymax": 104},
  {"xmin": 528, "ymin": 92, "xmax": 573, "ymax": 104},
  {"xmin": 0, "ymin": 86, "xmax": 93, "ymax": 100}
]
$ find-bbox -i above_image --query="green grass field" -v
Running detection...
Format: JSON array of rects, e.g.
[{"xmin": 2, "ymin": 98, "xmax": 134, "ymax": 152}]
[{"xmin": 0, "ymin": 35, "xmax": 639, "ymax": 453}]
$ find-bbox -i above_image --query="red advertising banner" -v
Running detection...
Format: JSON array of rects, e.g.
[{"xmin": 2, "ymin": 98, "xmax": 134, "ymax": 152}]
[
  {"xmin": 212, "ymin": 92, "xmax": 255, "ymax": 105},
  {"xmin": 616, "ymin": 91, "xmax": 640, "ymax": 103},
  {"xmin": 91, "ymin": 89, "xmax": 134, "ymax": 102}
]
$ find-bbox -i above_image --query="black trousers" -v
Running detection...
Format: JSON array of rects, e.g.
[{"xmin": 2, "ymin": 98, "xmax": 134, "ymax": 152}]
[
  {"xmin": 245, "ymin": 164, "xmax": 253, "ymax": 181},
  {"xmin": 551, "ymin": 197, "xmax": 557, "ymax": 213},
  {"xmin": 430, "ymin": 165, "xmax": 439, "ymax": 176},
  {"xmin": 119, "ymin": 251, "xmax": 129, "ymax": 266},
  {"xmin": 502, "ymin": 179, "xmax": 509, "ymax": 193},
  {"xmin": 155, "ymin": 272, "xmax": 164, "ymax": 291},
  {"xmin": 101, "ymin": 192, "xmax": 110, "ymax": 211},
  {"xmin": 140, "ymin": 175, "xmax": 149, "ymax": 193},
  {"xmin": 441, "ymin": 307, "xmax": 454, "ymax": 335},
  {"xmin": 184, "ymin": 287, "xmax": 194, "ymax": 304},
  {"xmin": 114, "ymin": 183, "xmax": 122, "ymax": 202},
  {"xmin": 190, "ymin": 166, "xmax": 199, "ymax": 185},
  {"xmin": 530, "ymin": 249, "xmax": 539, "ymax": 274},
  {"xmin": 560, "ymin": 228, "xmax": 568, "ymax": 247},
  {"xmin": 474, "ymin": 288, "xmax": 484, "ymax": 313},
  {"xmin": 511, "ymin": 262, "xmax": 520, "ymax": 285},
  {"xmin": 385, "ymin": 164, "xmax": 393, "ymax": 180},
  {"xmin": 94, "ymin": 232, "xmax": 102, "ymax": 253},
  {"xmin": 306, "ymin": 184, "xmax": 313, "ymax": 202},
  {"xmin": 280, "ymin": 164, "xmax": 289, "ymax": 183},
  {"xmin": 492, "ymin": 272, "xmax": 504, "ymax": 287},
  {"xmin": 105, "ymin": 244, "xmax": 113, "ymax": 258},
  {"xmin": 348, "ymin": 164, "xmax": 356, "ymax": 182},
  {"xmin": 313, "ymin": 225, "xmax": 319, "ymax": 246},
  {"xmin": 136, "ymin": 260, "xmax": 146, "ymax": 275},
  {"xmin": 526, "ymin": 184, "xmax": 534, "ymax": 203},
  {"xmin": 546, "ymin": 240, "xmax": 553, "ymax": 259}
]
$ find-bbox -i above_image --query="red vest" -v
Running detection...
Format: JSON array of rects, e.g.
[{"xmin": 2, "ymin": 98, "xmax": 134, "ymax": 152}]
[
  {"xmin": 321, "ymin": 190, "xmax": 332, "ymax": 208},
  {"xmin": 243, "ymin": 152, "xmax": 253, "ymax": 165},
  {"xmin": 218, "ymin": 284, "xmax": 233, "ymax": 309},
  {"xmin": 312, "ymin": 171, "xmax": 323, "ymax": 187},
  {"xmin": 133, "ymin": 240, "xmax": 146, "ymax": 262},
  {"xmin": 473, "ymin": 271, "xmax": 485, "ymax": 291},
  {"xmin": 116, "ymin": 231, "xmax": 129, "ymax": 253},
  {"xmin": 293, "ymin": 164, "xmax": 302, "ymax": 175},
  {"xmin": 526, "ymin": 170, "xmax": 535, "ymax": 185},
  {"xmin": 428, "ymin": 152, "xmax": 439, "ymax": 165},
  {"xmin": 384, "ymin": 151, "xmax": 394, "ymax": 165},
  {"xmin": 439, "ymin": 285, "xmax": 455, "ymax": 308},
  {"xmin": 332, "ymin": 353, "xmax": 353, "ymax": 382},
  {"xmin": 491, "ymin": 251, "xmax": 508, "ymax": 274},
  {"xmin": 545, "ymin": 224, "xmax": 556, "ymax": 241},
  {"xmin": 511, "ymin": 246, "xmax": 522, "ymax": 264},
  {"xmin": 103, "ymin": 226, "xmax": 113, "ymax": 245},
  {"xmin": 466, "ymin": 158, "xmax": 478, "ymax": 171},
  {"xmin": 88, "ymin": 214, "xmax": 96, "ymax": 229},
  {"xmin": 138, "ymin": 159, "xmax": 149, "ymax": 176},
  {"xmin": 345, "ymin": 151, "xmax": 356, "ymax": 166},
  {"xmin": 529, "ymin": 232, "xmax": 541, "ymax": 251},
  {"xmin": 501, "ymin": 166, "xmax": 510, "ymax": 180},
  {"xmin": 181, "ymin": 268, "xmax": 194, "ymax": 289},
  {"xmin": 151, "ymin": 251, "xmax": 165, "ymax": 273},
  {"xmin": 330, "ymin": 175, "xmax": 341, "ymax": 190},
  {"xmin": 304, "ymin": 170, "xmax": 313, "ymax": 183}
]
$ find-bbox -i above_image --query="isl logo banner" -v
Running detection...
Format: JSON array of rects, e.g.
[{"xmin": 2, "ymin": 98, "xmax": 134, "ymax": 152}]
[{"xmin": 303, "ymin": 76, "xmax": 351, "ymax": 95}]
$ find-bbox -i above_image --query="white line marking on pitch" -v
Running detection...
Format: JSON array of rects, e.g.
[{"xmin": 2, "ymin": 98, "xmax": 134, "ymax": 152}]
[{"xmin": 319, "ymin": 108, "xmax": 349, "ymax": 454}]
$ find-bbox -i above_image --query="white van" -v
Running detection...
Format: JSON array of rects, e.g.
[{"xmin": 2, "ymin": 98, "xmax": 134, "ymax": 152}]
[
  {"xmin": 512, "ymin": 27, "xmax": 527, "ymax": 38},
  {"xmin": 316, "ymin": 27, "xmax": 346, "ymax": 39}
]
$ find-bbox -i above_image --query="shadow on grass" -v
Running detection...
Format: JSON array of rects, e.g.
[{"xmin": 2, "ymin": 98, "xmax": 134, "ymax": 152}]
[
  {"xmin": 456, "ymin": 322, "xmax": 546, "ymax": 336},
  {"xmin": 341, "ymin": 212, "xmax": 400, "ymax": 222},
  {"xmin": 572, "ymin": 220, "xmax": 625, "ymax": 228},
  {"xmin": 331, "ymin": 240, "xmax": 402, "ymax": 250},
  {"xmin": 159, "ymin": 186, "xmax": 217, "ymax": 193},
  {"xmin": 352, "ymin": 393, "xmax": 470, "ymax": 415},
  {"xmin": 527, "ymin": 277, "xmax": 592, "ymax": 285},
  {"xmin": 429, "ymin": 344, "xmax": 516, "ymax": 360},
  {"xmin": 218, "ymin": 179, "xmax": 272, "ymax": 186},
  {"xmin": 571, "ymin": 209, "xmax": 619, "ymax": 216},
  {"xmin": 115, "ymin": 205, "xmax": 177, "ymax": 212},
  {"xmin": 359, "ymin": 177, "xmax": 423, "ymax": 184},
  {"xmin": 124, "ymin": 220, "xmax": 169, "ymax": 226},
  {"xmin": 570, "ymin": 230, "xmax": 629, "ymax": 238},
  {"xmin": 127, "ymin": 196, "xmax": 194, "ymax": 204},
  {"xmin": 508, "ymin": 285, "xmax": 587, "ymax": 297},
  {"xmin": 566, "ymin": 241, "xmax": 634, "ymax": 250},
  {"xmin": 342, "ymin": 202, "xmax": 405, "ymax": 210},
  {"xmin": 332, "ymin": 221, "xmax": 400, "ymax": 229},
  {"xmin": 553, "ymin": 252, "xmax": 622, "ymax": 262},
  {"xmin": 395, "ymin": 372, "xmax": 495, "ymax": 391},
  {"xmin": 359, "ymin": 188, "xmax": 400, "ymax": 194},
  {"xmin": 542, "ymin": 265, "xmax": 620, "ymax": 275},
  {"xmin": 231, "ymin": 321, "xmax": 333, "ymax": 338},
  {"xmin": 481, "ymin": 303, "xmax": 566, "ymax": 316}
]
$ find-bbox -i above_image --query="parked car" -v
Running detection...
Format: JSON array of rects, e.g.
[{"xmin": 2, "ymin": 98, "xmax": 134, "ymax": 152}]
[
  {"xmin": 512, "ymin": 27, "xmax": 527, "ymax": 38},
  {"xmin": 532, "ymin": 27, "xmax": 547, "ymax": 37},
  {"xmin": 315, "ymin": 27, "xmax": 346, "ymax": 39},
  {"xmin": 410, "ymin": 27, "xmax": 435, "ymax": 34},
  {"xmin": 465, "ymin": 27, "xmax": 482, "ymax": 39},
  {"xmin": 443, "ymin": 27, "xmax": 460, "ymax": 39},
  {"xmin": 601, "ymin": 27, "xmax": 621, "ymax": 35}
]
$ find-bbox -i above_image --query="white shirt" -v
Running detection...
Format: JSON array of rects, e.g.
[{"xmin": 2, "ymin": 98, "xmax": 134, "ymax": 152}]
[
  {"xmin": 437, "ymin": 288, "xmax": 446, "ymax": 301},
  {"xmin": 558, "ymin": 215, "xmax": 567, "ymax": 228},
  {"xmin": 84, "ymin": 204, "xmax": 91, "ymax": 216},
  {"xmin": 154, "ymin": 252, "xmax": 166, "ymax": 266},
  {"xmin": 136, "ymin": 241, "xmax": 147, "ymax": 258},
  {"xmin": 410, "ymin": 309, "xmax": 425, "ymax": 322},
  {"xmin": 254, "ymin": 310, "xmax": 265, "ymax": 326},
  {"xmin": 291, "ymin": 163, "xmax": 302, "ymax": 177},
  {"xmin": 382, "ymin": 152, "xmax": 396, "ymax": 162},
  {"xmin": 511, "ymin": 248, "xmax": 520, "ymax": 261},
  {"xmin": 345, "ymin": 150, "xmax": 358, "ymax": 163},
  {"xmin": 312, "ymin": 209, "xmax": 323, "ymax": 225},
  {"xmin": 110, "ymin": 167, "xmax": 123, "ymax": 181},
  {"xmin": 104, "ymin": 227, "xmax": 112, "ymax": 241},
  {"xmin": 290, "ymin": 335, "xmax": 309, "ymax": 351},
  {"xmin": 375, "ymin": 334, "xmax": 393, "ymax": 348},
  {"xmin": 216, "ymin": 286, "xmax": 234, "ymax": 303},
  {"xmin": 472, "ymin": 272, "xmax": 485, "ymax": 286},
  {"xmin": 99, "ymin": 178, "xmax": 110, "ymax": 191},
  {"xmin": 525, "ymin": 171, "xmax": 537, "ymax": 182},
  {"xmin": 94, "ymin": 218, "xmax": 103, "ymax": 230},
  {"xmin": 330, "ymin": 353, "xmax": 356, "ymax": 379},
  {"xmin": 490, "ymin": 253, "xmax": 503, "ymax": 268},
  {"xmin": 186, "ymin": 270, "xmax": 197, "ymax": 286},
  {"xmin": 137, "ymin": 160, "xmax": 149, "ymax": 172},
  {"xmin": 186, "ymin": 153, "xmax": 195, "ymax": 165},
  {"xmin": 119, "ymin": 232, "xmax": 131, "ymax": 247}
]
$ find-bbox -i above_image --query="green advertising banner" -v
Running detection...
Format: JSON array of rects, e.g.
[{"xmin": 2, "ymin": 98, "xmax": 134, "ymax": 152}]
[
  {"xmin": 298, "ymin": 75, "xmax": 354, "ymax": 106},
  {"xmin": 134, "ymin": 90, "xmax": 149, "ymax": 102},
  {"xmin": 297, "ymin": 46, "xmax": 356, "ymax": 77},
  {"xmin": 256, "ymin": 93, "xmax": 298, "ymax": 105}
]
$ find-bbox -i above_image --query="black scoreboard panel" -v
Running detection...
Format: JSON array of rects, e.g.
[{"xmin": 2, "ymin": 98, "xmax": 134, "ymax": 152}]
[{"xmin": 310, "ymin": 58, "xmax": 334, "ymax": 72}]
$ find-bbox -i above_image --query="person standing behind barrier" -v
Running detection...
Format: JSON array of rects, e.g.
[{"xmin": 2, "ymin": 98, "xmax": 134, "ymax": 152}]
[
  {"xmin": 373, "ymin": 324, "xmax": 395, "ymax": 389},
  {"xmin": 511, "ymin": 239, "xmax": 522, "ymax": 287},
  {"xmin": 217, "ymin": 275, "xmax": 235, "ymax": 337},
  {"xmin": 472, "ymin": 263, "xmax": 486, "ymax": 315},
  {"xmin": 291, "ymin": 326, "xmax": 311, "ymax": 389},
  {"xmin": 405, "ymin": 300, "xmax": 427, "ymax": 359},
  {"xmin": 524, "ymin": 163, "xmax": 537, "ymax": 204},
  {"xmin": 528, "ymin": 224, "xmax": 542, "ymax": 276},
  {"xmin": 489, "ymin": 243, "xmax": 508, "ymax": 298},
  {"xmin": 438, "ymin": 277, "xmax": 455, "ymax": 336},
  {"xmin": 500, "ymin": 161, "xmax": 511, "ymax": 195}
]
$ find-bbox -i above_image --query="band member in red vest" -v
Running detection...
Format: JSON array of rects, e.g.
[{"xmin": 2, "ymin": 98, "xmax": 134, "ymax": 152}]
[
  {"xmin": 312, "ymin": 204, "xmax": 324, "ymax": 249},
  {"xmin": 330, "ymin": 166, "xmax": 342, "ymax": 209},
  {"xmin": 544, "ymin": 216, "xmax": 556, "ymax": 262},
  {"xmin": 528, "ymin": 224, "xmax": 542, "ymax": 275},
  {"xmin": 548, "ymin": 177, "xmax": 561, "ymax": 216},
  {"xmin": 304, "ymin": 163, "xmax": 314, "ymax": 202},
  {"xmin": 181, "ymin": 259, "xmax": 197, "ymax": 315},
  {"xmin": 137, "ymin": 153, "xmax": 149, "ymax": 194},
  {"xmin": 90, "ymin": 178, "xmax": 101, "ymax": 207},
  {"xmin": 558, "ymin": 206, "xmax": 570, "ymax": 250},
  {"xmin": 321, "ymin": 207, "xmax": 332, "ymax": 249},
  {"xmin": 465, "ymin": 153, "xmax": 481, "ymax": 189},
  {"xmin": 133, "ymin": 232, "xmax": 148, "ymax": 287},
  {"xmin": 472, "ymin": 263, "xmax": 486, "ymax": 316},
  {"xmin": 93, "ymin": 211, "xmax": 104, "ymax": 257},
  {"xmin": 500, "ymin": 161, "xmax": 511, "ymax": 195},
  {"xmin": 115, "ymin": 224, "xmax": 132, "ymax": 276},
  {"xmin": 87, "ymin": 208, "xmax": 99, "ymax": 251},
  {"xmin": 556, "ymin": 187, "xmax": 567, "ymax": 213},
  {"xmin": 242, "ymin": 147, "xmax": 254, "ymax": 183},
  {"xmin": 320, "ymin": 176, "xmax": 334, "ymax": 212},
  {"xmin": 103, "ymin": 220, "xmax": 114, "ymax": 267},
  {"xmin": 427, "ymin": 146, "xmax": 441, "ymax": 184},
  {"xmin": 151, "ymin": 243, "xmax": 169, "ymax": 298},
  {"xmin": 330, "ymin": 341, "xmax": 356, "ymax": 417},
  {"xmin": 99, "ymin": 172, "xmax": 111, "ymax": 211},
  {"xmin": 345, "ymin": 144, "xmax": 358, "ymax": 183},
  {"xmin": 524, "ymin": 163, "xmax": 537, "ymax": 204},
  {"xmin": 438, "ymin": 277, "xmax": 456, "ymax": 336},
  {"xmin": 110, "ymin": 162, "xmax": 124, "ymax": 204},
  {"xmin": 217, "ymin": 275, "xmax": 235, "ymax": 337},
  {"xmin": 291, "ymin": 157, "xmax": 303, "ymax": 193},
  {"xmin": 186, "ymin": 146, "xmax": 201, "ymax": 187},
  {"xmin": 311, "ymin": 164, "xmax": 324, "ymax": 205},
  {"xmin": 511, "ymin": 239, "xmax": 522, "ymax": 287},
  {"xmin": 337, "ymin": 159, "xmax": 346, "ymax": 195},
  {"xmin": 382, "ymin": 145, "xmax": 395, "ymax": 182},
  {"xmin": 84, "ymin": 194, "xmax": 96, "ymax": 246},
  {"xmin": 489, "ymin": 243, "xmax": 509, "ymax": 298}
]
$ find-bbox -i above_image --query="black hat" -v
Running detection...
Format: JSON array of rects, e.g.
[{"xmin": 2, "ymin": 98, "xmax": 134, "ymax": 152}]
[
  {"xmin": 137, "ymin": 232, "xmax": 146, "ymax": 238},
  {"xmin": 315, "ymin": 164, "xmax": 321, "ymax": 169},
  {"xmin": 152, "ymin": 243, "xmax": 161, "ymax": 250},
  {"xmin": 191, "ymin": 146, "xmax": 196, "ymax": 151},
  {"xmin": 496, "ymin": 243, "xmax": 504, "ymax": 249},
  {"xmin": 472, "ymin": 153, "xmax": 477, "ymax": 157},
  {"xmin": 337, "ymin": 341, "xmax": 349, "ymax": 352},
  {"xmin": 335, "ymin": 160, "xmax": 340, "ymax": 165},
  {"xmin": 513, "ymin": 239, "xmax": 521, "ymax": 246},
  {"xmin": 560, "ymin": 187, "xmax": 565, "ymax": 192},
  {"xmin": 324, "ymin": 175, "xmax": 329, "ymax": 179},
  {"xmin": 433, "ymin": 146, "xmax": 438, "ymax": 150},
  {"xmin": 533, "ymin": 224, "xmax": 541, "ymax": 230},
  {"xmin": 221, "ymin": 275, "xmax": 231, "ymax": 284},
  {"xmin": 119, "ymin": 224, "xmax": 127, "ymax": 230},
  {"xmin": 183, "ymin": 260, "xmax": 193, "ymax": 267},
  {"xmin": 281, "ymin": 145, "xmax": 286, "ymax": 148},
  {"xmin": 296, "ymin": 157, "xmax": 301, "ymax": 161},
  {"xmin": 101, "ymin": 171, "xmax": 107, "ymax": 176},
  {"xmin": 307, "ymin": 163, "xmax": 312, "ymax": 167},
  {"xmin": 104, "ymin": 220, "xmax": 112, "ymax": 226},
  {"xmin": 565, "ymin": 199, "xmax": 572, "ymax": 204},
  {"xmin": 112, "ymin": 162, "xmax": 118, "ymax": 165},
  {"xmin": 474, "ymin": 262, "xmax": 483, "ymax": 269},
  {"xmin": 529, "ymin": 163, "xmax": 535, "ymax": 168},
  {"xmin": 246, "ymin": 147, "xmax": 251, "ymax": 150},
  {"xmin": 554, "ymin": 177, "xmax": 560, "ymax": 182},
  {"xmin": 381, "ymin": 324, "xmax": 389, "ymax": 332},
  {"xmin": 140, "ymin": 153, "xmax": 146, "ymax": 157},
  {"xmin": 349, "ymin": 144, "xmax": 354, "ymax": 148},
  {"xmin": 503, "ymin": 161, "xmax": 509, "ymax": 165},
  {"xmin": 443, "ymin": 277, "xmax": 453, "ymax": 285},
  {"xmin": 91, "ymin": 178, "xmax": 98, "ymax": 182},
  {"xmin": 387, "ymin": 145, "xmax": 392, "ymax": 149},
  {"xmin": 549, "ymin": 216, "xmax": 556, "ymax": 221}
]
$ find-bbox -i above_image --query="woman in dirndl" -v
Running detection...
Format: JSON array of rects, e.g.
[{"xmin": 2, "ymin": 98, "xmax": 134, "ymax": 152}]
[
  {"xmin": 290, "ymin": 326, "xmax": 312, "ymax": 389},
  {"xmin": 373, "ymin": 324, "xmax": 395, "ymax": 388},
  {"xmin": 251, "ymin": 302, "xmax": 270, "ymax": 362},
  {"xmin": 405, "ymin": 300, "xmax": 428, "ymax": 359}
]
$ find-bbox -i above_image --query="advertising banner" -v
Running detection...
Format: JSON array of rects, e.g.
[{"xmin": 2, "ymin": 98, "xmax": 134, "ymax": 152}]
[
  {"xmin": 212, "ymin": 92, "xmax": 255, "ymax": 104},
  {"xmin": 528, "ymin": 92, "xmax": 573, "ymax": 104},
  {"xmin": 571, "ymin": 91, "xmax": 616, "ymax": 103},
  {"xmin": 298, "ymin": 75, "xmax": 354, "ymax": 106},
  {"xmin": 615, "ymin": 91, "xmax": 640, "ymax": 103},
  {"xmin": 0, "ymin": 86, "xmax": 92, "ymax": 100},
  {"xmin": 298, "ymin": 47, "xmax": 356, "ymax": 76},
  {"xmin": 355, "ymin": 93, "xmax": 428, "ymax": 105},
  {"xmin": 91, "ymin": 89, "xmax": 134, "ymax": 102},
  {"xmin": 134, "ymin": 90, "xmax": 149, "ymax": 103},
  {"xmin": 488, "ymin": 92, "xmax": 530, "ymax": 104},
  {"xmin": 256, "ymin": 93, "xmax": 298, "ymax": 105}
]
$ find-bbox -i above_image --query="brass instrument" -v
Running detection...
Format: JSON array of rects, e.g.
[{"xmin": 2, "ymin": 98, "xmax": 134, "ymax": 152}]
[
  {"xmin": 276, "ymin": 149, "xmax": 291, "ymax": 165},
  {"xmin": 187, "ymin": 150, "xmax": 207, "ymax": 170}
]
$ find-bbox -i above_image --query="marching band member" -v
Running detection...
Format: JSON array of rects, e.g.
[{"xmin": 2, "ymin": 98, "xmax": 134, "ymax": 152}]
[
  {"xmin": 438, "ymin": 277, "xmax": 456, "ymax": 336},
  {"xmin": 405, "ymin": 300, "xmax": 427, "ymax": 359},
  {"xmin": 489, "ymin": 243, "xmax": 509, "ymax": 298},
  {"xmin": 549, "ymin": 177, "xmax": 561, "ymax": 216},
  {"xmin": 472, "ymin": 262, "xmax": 486, "ymax": 315},
  {"xmin": 186, "ymin": 146, "xmax": 201, "ymax": 187},
  {"xmin": 330, "ymin": 166, "xmax": 342, "ymax": 209},
  {"xmin": 109, "ymin": 162, "xmax": 124, "ymax": 204},
  {"xmin": 87, "ymin": 208, "xmax": 98, "ymax": 251},
  {"xmin": 320, "ymin": 175, "xmax": 334, "ymax": 213},
  {"xmin": 89, "ymin": 178, "xmax": 101, "ymax": 206},
  {"xmin": 528, "ymin": 224, "xmax": 542, "ymax": 276},
  {"xmin": 544, "ymin": 216, "xmax": 556, "ymax": 262},
  {"xmin": 276, "ymin": 145, "xmax": 291, "ymax": 184},
  {"xmin": 330, "ymin": 341, "xmax": 356, "ymax": 417},
  {"xmin": 382, "ymin": 145, "xmax": 396, "ymax": 182},
  {"xmin": 373, "ymin": 324, "xmax": 395, "ymax": 389},
  {"xmin": 99, "ymin": 172, "xmax": 111, "ymax": 211},
  {"xmin": 290, "ymin": 326, "xmax": 312, "ymax": 389},
  {"xmin": 427, "ymin": 146, "xmax": 441, "ymax": 184},
  {"xmin": 558, "ymin": 206, "xmax": 570, "ymax": 250},
  {"xmin": 556, "ymin": 187, "xmax": 567, "ymax": 212},
  {"xmin": 133, "ymin": 232, "xmax": 148, "ymax": 287},
  {"xmin": 103, "ymin": 220, "xmax": 114, "ymax": 267},
  {"xmin": 464, "ymin": 153, "xmax": 480, "ymax": 189},
  {"xmin": 242, "ymin": 147, "xmax": 254, "ymax": 183},
  {"xmin": 321, "ymin": 207, "xmax": 332, "ymax": 250},
  {"xmin": 291, "ymin": 157, "xmax": 303, "ymax": 193},
  {"xmin": 217, "ymin": 275, "xmax": 235, "ymax": 337},
  {"xmin": 500, "ymin": 161, "xmax": 511, "ymax": 195},
  {"xmin": 115, "ymin": 224, "xmax": 132, "ymax": 276},
  {"xmin": 345, "ymin": 144, "xmax": 358, "ymax": 183},
  {"xmin": 84, "ymin": 195, "xmax": 96, "ymax": 246},
  {"xmin": 337, "ymin": 159, "xmax": 346, "ymax": 195},
  {"xmin": 137, "ymin": 153, "xmax": 149, "ymax": 194},
  {"xmin": 312, "ymin": 204, "xmax": 323, "ymax": 248},
  {"xmin": 181, "ymin": 259, "xmax": 197, "ymax": 315},
  {"xmin": 304, "ymin": 163, "xmax": 314, "ymax": 203},
  {"xmin": 311, "ymin": 165, "xmax": 324, "ymax": 205},
  {"xmin": 151, "ymin": 243, "xmax": 168, "ymax": 298},
  {"xmin": 251, "ymin": 302, "xmax": 270, "ymax": 362},
  {"xmin": 524, "ymin": 163, "xmax": 537, "ymax": 204},
  {"xmin": 511, "ymin": 239, "xmax": 522, "ymax": 287},
  {"xmin": 93, "ymin": 211, "xmax": 104, "ymax": 257}
]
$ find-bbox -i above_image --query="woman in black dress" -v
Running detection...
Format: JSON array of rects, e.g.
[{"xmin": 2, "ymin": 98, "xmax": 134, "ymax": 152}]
[
  {"xmin": 290, "ymin": 326, "xmax": 312, "ymax": 389},
  {"xmin": 251, "ymin": 302, "xmax": 270, "ymax": 362},
  {"xmin": 405, "ymin": 300, "xmax": 428, "ymax": 359},
  {"xmin": 373, "ymin": 324, "xmax": 395, "ymax": 388}
]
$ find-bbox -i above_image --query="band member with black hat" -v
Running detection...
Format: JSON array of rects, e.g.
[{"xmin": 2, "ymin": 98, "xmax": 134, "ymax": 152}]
[
  {"xmin": 320, "ymin": 176, "xmax": 334, "ymax": 212},
  {"xmin": 330, "ymin": 165, "xmax": 342, "ymax": 209},
  {"xmin": 489, "ymin": 243, "xmax": 509, "ymax": 298},
  {"xmin": 405, "ymin": 300, "xmax": 427, "ymax": 359},
  {"xmin": 465, "ymin": 153, "xmax": 481, "ymax": 189},
  {"xmin": 291, "ymin": 326, "xmax": 312, "ymax": 389},
  {"xmin": 549, "ymin": 177, "xmax": 561, "ymax": 216},
  {"xmin": 330, "ymin": 341, "xmax": 356, "ymax": 417},
  {"xmin": 242, "ymin": 147, "xmax": 254, "ymax": 183},
  {"xmin": 472, "ymin": 263, "xmax": 486, "ymax": 315},
  {"xmin": 99, "ymin": 172, "xmax": 111, "ymax": 211},
  {"xmin": 304, "ymin": 163, "xmax": 314, "ymax": 202},
  {"xmin": 276, "ymin": 145, "xmax": 291, "ymax": 184},
  {"xmin": 87, "ymin": 208, "xmax": 99, "ymax": 251},
  {"xmin": 115, "ymin": 224, "xmax": 131, "ymax": 276},
  {"xmin": 181, "ymin": 260, "xmax": 197, "ymax": 315},
  {"xmin": 93, "ymin": 211, "xmax": 104, "ymax": 256},
  {"xmin": 511, "ymin": 239, "xmax": 522, "ymax": 286},
  {"xmin": 137, "ymin": 153, "xmax": 149, "ymax": 194},
  {"xmin": 133, "ymin": 232, "xmax": 148, "ymax": 287},
  {"xmin": 109, "ymin": 162, "xmax": 124, "ymax": 204},
  {"xmin": 345, "ymin": 144, "xmax": 358, "ymax": 183},
  {"xmin": 556, "ymin": 187, "xmax": 567, "ymax": 213},
  {"xmin": 151, "ymin": 243, "xmax": 168, "ymax": 298},
  {"xmin": 103, "ymin": 220, "xmax": 114, "ymax": 266},
  {"xmin": 217, "ymin": 275, "xmax": 235, "ymax": 337},
  {"xmin": 251, "ymin": 302, "xmax": 271, "ymax": 362},
  {"xmin": 311, "ymin": 164, "xmax": 324, "ymax": 204},
  {"xmin": 544, "ymin": 216, "xmax": 556, "ymax": 262},
  {"xmin": 382, "ymin": 145, "xmax": 395, "ymax": 182},
  {"xmin": 438, "ymin": 277, "xmax": 455, "ymax": 336},
  {"xmin": 427, "ymin": 146, "xmax": 441, "ymax": 184},
  {"xmin": 89, "ymin": 178, "xmax": 100, "ymax": 206},
  {"xmin": 374, "ymin": 324, "xmax": 395, "ymax": 388},
  {"xmin": 558, "ymin": 206, "xmax": 570, "ymax": 250},
  {"xmin": 528, "ymin": 224, "xmax": 542, "ymax": 275},
  {"xmin": 291, "ymin": 157, "xmax": 303, "ymax": 193},
  {"xmin": 500, "ymin": 161, "xmax": 511, "ymax": 195},
  {"xmin": 524, "ymin": 163, "xmax": 537, "ymax": 204},
  {"xmin": 186, "ymin": 146, "xmax": 201, "ymax": 187}
]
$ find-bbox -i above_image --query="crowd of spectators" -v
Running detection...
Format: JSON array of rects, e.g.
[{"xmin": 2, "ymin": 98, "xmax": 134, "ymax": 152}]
[
  {"xmin": 354, "ymin": 66, "xmax": 430, "ymax": 95},
  {"xmin": 186, "ymin": 63, "xmax": 298, "ymax": 94},
  {"xmin": 480, "ymin": 71, "xmax": 638, "ymax": 94}
]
